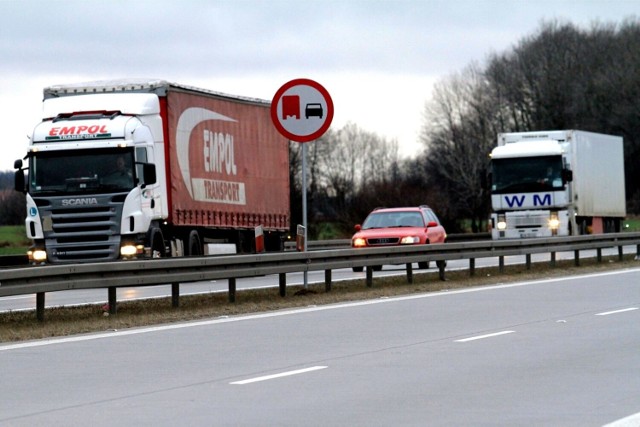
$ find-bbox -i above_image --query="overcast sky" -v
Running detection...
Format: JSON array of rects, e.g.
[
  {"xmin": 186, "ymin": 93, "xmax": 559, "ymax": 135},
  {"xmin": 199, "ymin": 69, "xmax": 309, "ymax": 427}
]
[{"xmin": 0, "ymin": 0, "xmax": 637, "ymax": 171}]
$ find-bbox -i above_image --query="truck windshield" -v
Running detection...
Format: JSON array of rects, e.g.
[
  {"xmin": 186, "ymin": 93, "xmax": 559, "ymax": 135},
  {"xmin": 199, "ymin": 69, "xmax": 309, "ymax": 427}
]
[
  {"xmin": 491, "ymin": 155, "xmax": 564, "ymax": 193},
  {"xmin": 28, "ymin": 150, "xmax": 136, "ymax": 195}
]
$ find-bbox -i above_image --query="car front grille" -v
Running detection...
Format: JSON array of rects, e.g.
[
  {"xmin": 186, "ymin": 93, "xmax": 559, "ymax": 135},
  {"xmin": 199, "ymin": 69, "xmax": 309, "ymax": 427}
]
[{"xmin": 367, "ymin": 237, "xmax": 400, "ymax": 245}]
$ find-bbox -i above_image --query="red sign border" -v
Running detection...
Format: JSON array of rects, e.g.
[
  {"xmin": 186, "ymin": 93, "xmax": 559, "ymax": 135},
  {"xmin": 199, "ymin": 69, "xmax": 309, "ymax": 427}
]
[{"xmin": 271, "ymin": 78, "xmax": 334, "ymax": 143}]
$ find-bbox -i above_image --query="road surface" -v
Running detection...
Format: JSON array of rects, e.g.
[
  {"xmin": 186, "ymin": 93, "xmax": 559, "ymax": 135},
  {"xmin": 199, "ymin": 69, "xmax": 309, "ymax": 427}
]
[{"xmin": 1, "ymin": 267, "xmax": 639, "ymax": 426}]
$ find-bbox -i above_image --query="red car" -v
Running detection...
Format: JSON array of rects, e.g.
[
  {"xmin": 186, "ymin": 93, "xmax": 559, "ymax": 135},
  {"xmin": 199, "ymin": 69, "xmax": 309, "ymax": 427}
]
[{"xmin": 351, "ymin": 206, "xmax": 447, "ymax": 272}]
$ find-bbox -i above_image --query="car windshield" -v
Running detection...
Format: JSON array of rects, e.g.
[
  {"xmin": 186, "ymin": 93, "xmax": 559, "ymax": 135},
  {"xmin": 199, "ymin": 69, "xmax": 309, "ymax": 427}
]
[{"xmin": 362, "ymin": 211, "xmax": 424, "ymax": 229}]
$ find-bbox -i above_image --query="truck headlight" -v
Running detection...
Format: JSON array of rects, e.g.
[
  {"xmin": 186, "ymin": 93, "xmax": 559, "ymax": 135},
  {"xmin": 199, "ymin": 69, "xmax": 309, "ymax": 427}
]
[
  {"xmin": 548, "ymin": 214, "xmax": 560, "ymax": 230},
  {"xmin": 497, "ymin": 214, "xmax": 507, "ymax": 231},
  {"xmin": 400, "ymin": 236, "xmax": 420, "ymax": 244},
  {"xmin": 28, "ymin": 248, "xmax": 47, "ymax": 263},
  {"xmin": 120, "ymin": 243, "xmax": 143, "ymax": 258}
]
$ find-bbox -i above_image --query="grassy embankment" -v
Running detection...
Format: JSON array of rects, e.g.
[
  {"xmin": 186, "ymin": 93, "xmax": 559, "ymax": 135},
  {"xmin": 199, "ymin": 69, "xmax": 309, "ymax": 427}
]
[{"xmin": 0, "ymin": 225, "xmax": 30, "ymax": 255}]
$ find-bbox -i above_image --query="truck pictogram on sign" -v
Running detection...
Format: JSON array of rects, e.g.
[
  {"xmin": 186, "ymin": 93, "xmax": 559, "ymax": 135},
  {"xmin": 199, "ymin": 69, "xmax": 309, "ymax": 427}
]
[{"xmin": 281, "ymin": 95, "xmax": 300, "ymax": 119}]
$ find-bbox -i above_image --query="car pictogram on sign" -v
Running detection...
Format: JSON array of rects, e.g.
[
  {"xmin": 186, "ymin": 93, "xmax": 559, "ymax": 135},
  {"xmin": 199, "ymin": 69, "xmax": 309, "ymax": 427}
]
[{"xmin": 305, "ymin": 103, "xmax": 323, "ymax": 119}]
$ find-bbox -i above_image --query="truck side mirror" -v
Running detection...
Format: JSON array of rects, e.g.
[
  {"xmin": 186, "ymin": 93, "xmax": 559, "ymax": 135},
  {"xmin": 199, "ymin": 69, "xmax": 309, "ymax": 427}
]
[
  {"xmin": 14, "ymin": 169, "xmax": 25, "ymax": 193},
  {"xmin": 562, "ymin": 169, "xmax": 573, "ymax": 183},
  {"xmin": 142, "ymin": 163, "xmax": 157, "ymax": 186}
]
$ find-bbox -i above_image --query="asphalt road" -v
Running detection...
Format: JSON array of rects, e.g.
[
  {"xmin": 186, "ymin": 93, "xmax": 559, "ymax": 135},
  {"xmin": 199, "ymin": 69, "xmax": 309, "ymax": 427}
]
[
  {"xmin": 1, "ymin": 268, "xmax": 639, "ymax": 426},
  {"xmin": 0, "ymin": 246, "xmax": 636, "ymax": 313}
]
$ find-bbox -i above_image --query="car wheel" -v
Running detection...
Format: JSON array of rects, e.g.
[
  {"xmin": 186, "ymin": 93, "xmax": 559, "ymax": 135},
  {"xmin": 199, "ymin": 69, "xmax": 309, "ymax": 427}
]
[
  {"xmin": 352, "ymin": 266, "xmax": 363, "ymax": 272},
  {"xmin": 436, "ymin": 260, "xmax": 447, "ymax": 269},
  {"xmin": 373, "ymin": 265, "xmax": 383, "ymax": 271}
]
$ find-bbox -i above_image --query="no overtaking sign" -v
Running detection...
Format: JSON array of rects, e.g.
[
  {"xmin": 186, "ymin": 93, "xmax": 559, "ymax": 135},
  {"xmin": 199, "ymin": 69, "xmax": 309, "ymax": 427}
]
[{"xmin": 271, "ymin": 78, "xmax": 334, "ymax": 143}]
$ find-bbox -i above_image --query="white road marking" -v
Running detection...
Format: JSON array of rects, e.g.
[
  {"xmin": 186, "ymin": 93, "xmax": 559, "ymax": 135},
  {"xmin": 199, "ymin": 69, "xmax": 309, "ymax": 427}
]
[
  {"xmin": 603, "ymin": 411, "xmax": 640, "ymax": 427},
  {"xmin": 230, "ymin": 366, "xmax": 328, "ymax": 385},
  {"xmin": 596, "ymin": 307, "xmax": 638, "ymax": 316},
  {"xmin": 455, "ymin": 330, "xmax": 515, "ymax": 343}
]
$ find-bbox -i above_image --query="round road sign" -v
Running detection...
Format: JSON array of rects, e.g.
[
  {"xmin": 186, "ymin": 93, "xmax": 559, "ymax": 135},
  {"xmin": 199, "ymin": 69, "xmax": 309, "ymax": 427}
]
[{"xmin": 271, "ymin": 78, "xmax": 334, "ymax": 143}]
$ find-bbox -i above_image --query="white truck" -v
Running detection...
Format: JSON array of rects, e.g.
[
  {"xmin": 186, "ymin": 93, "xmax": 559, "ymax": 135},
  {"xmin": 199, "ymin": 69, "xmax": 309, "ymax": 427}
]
[
  {"xmin": 14, "ymin": 79, "xmax": 290, "ymax": 264},
  {"xmin": 489, "ymin": 130, "xmax": 626, "ymax": 239}
]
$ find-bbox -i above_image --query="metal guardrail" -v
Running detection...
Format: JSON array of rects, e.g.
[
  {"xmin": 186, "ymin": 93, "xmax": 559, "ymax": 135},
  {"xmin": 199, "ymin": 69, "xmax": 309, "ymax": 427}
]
[
  {"xmin": 1, "ymin": 232, "xmax": 639, "ymax": 321},
  {"xmin": 283, "ymin": 232, "xmax": 491, "ymax": 251}
]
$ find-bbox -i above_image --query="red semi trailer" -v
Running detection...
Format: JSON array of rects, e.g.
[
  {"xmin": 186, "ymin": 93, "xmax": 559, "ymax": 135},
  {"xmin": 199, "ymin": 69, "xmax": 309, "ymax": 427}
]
[{"xmin": 15, "ymin": 79, "xmax": 290, "ymax": 264}]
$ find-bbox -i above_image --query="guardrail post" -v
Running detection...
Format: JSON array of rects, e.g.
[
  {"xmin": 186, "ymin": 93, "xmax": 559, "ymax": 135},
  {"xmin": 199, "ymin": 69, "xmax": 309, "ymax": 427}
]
[
  {"xmin": 108, "ymin": 287, "xmax": 117, "ymax": 314},
  {"xmin": 499, "ymin": 256, "xmax": 505, "ymax": 273},
  {"xmin": 406, "ymin": 263, "xmax": 413, "ymax": 284},
  {"xmin": 279, "ymin": 273, "xmax": 286, "ymax": 297},
  {"xmin": 597, "ymin": 248, "xmax": 602, "ymax": 263},
  {"xmin": 637, "ymin": 244, "xmax": 640, "ymax": 259},
  {"xmin": 550, "ymin": 252, "xmax": 556, "ymax": 267},
  {"xmin": 574, "ymin": 250, "xmax": 580, "ymax": 267},
  {"xmin": 366, "ymin": 266, "xmax": 373, "ymax": 287},
  {"xmin": 324, "ymin": 270, "xmax": 332, "ymax": 292},
  {"xmin": 469, "ymin": 258, "xmax": 475, "ymax": 276},
  {"xmin": 171, "ymin": 283, "xmax": 180, "ymax": 308},
  {"xmin": 229, "ymin": 278, "xmax": 236, "ymax": 303},
  {"xmin": 526, "ymin": 254, "xmax": 531, "ymax": 270},
  {"xmin": 36, "ymin": 292, "xmax": 45, "ymax": 322},
  {"xmin": 618, "ymin": 245, "xmax": 623, "ymax": 261},
  {"xmin": 437, "ymin": 261, "xmax": 446, "ymax": 281}
]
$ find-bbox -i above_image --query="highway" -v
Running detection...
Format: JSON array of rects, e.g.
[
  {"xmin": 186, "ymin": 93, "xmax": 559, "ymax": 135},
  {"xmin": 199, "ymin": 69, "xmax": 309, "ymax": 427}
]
[
  {"xmin": 1, "ymin": 267, "xmax": 639, "ymax": 425},
  {"xmin": 0, "ymin": 246, "xmax": 636, "ymax": 313}
]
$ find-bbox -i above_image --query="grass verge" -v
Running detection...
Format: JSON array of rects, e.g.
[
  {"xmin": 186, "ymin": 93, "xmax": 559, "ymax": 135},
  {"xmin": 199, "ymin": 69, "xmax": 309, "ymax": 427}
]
[{"xmin": 1, "ymin": 254, "xmax": 639, "ymax": 343}]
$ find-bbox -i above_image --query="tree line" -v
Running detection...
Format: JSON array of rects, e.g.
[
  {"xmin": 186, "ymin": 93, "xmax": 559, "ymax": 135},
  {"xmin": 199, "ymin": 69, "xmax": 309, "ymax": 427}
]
[{"xmin": 2, "ymin": 19, "xmax": 638, "ymax": 237}]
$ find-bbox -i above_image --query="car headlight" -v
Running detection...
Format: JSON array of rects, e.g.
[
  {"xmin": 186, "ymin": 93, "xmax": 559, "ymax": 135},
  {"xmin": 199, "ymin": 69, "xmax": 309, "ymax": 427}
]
[
  {"xmin": 352, "ymin": 237, "xmax": 367, "ymax": 248},
  {"xmin": 400, "ymin": 236, "xmax": 420, "ymax": 244}
]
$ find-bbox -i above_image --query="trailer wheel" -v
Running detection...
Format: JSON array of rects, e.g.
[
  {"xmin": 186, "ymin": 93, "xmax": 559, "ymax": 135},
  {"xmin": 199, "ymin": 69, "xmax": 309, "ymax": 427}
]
[{"xmin": 187, "ymin": 230, "xmax": 202, "ymax": 256}]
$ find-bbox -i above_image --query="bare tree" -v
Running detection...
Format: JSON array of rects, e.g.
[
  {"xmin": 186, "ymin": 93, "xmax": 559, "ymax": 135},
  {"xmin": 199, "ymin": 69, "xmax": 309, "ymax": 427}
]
[{"xmin": 420, "ymin": 63, "xmax": 495, "ymax": 231}]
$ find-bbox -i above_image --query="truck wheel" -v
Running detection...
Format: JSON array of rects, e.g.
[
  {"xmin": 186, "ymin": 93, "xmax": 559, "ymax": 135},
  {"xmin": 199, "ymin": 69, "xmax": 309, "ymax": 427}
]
[
  {"xmin": 187, "ymin": 230, "xmax": 202, "ymax": 256},
  {"xmin": 418, "ymin": 261, "xmax": 430, "ymax": 269},
  {"xmin": 150, "ymin": 230, "xmax": 166, "ymax": 258}
]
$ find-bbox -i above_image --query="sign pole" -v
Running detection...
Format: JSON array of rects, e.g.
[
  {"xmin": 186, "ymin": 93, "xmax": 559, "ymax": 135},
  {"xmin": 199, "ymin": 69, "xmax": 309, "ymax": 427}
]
[{"xmin": 302, "ymin": 143, "xmax": 308, "ymax": 288}]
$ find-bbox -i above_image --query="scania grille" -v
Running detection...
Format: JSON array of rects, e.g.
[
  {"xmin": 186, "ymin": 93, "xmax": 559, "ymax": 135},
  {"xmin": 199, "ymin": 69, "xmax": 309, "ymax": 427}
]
[
  {"xmin": 367, "ymin": 237, "xmax": 400, "ymax": 245},
  {"xmin": 37, "ymin": 197, "xmax": 125, "ymax": 263}
]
